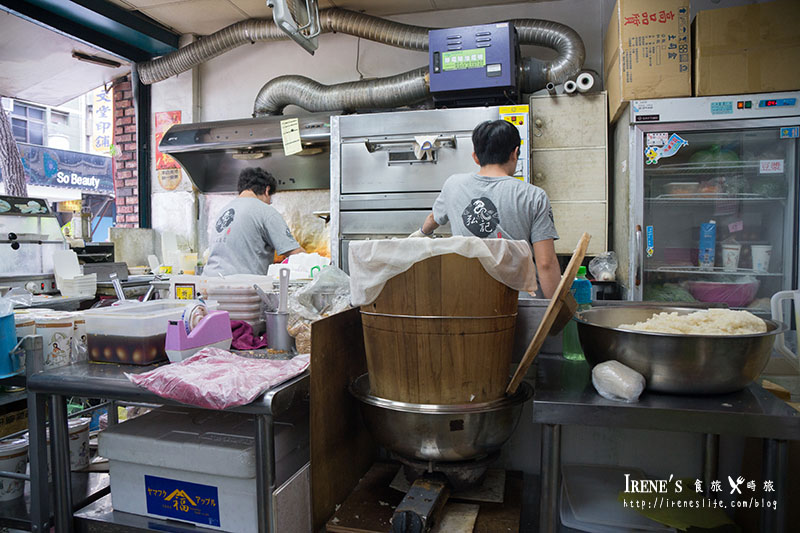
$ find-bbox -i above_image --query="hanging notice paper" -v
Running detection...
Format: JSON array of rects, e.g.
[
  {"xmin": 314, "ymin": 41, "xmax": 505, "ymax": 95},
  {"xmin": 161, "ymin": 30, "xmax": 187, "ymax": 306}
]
[{"xmin": 280, "ymin": 118, "xmax": 302, "ymax": 156}]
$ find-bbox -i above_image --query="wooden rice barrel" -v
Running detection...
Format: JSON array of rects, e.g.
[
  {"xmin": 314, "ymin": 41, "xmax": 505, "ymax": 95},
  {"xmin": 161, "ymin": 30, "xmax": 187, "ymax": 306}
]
[{"xmin": 360, "ymin": 254, "xmax": 518, "ymax": 404}]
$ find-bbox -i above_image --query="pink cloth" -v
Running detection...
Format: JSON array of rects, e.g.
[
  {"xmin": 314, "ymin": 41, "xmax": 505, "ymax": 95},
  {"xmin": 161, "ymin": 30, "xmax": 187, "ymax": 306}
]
[
  {"xmin": 230, "ymin": 320, "xmax": 268, "ymax": 350},
  {"xmin": 127, "ymin": 347, "xmax": 309, "ymax": 410}
]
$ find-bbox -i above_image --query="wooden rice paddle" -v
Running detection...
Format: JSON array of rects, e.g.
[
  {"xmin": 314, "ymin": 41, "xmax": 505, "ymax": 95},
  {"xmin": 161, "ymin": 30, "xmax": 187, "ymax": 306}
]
[{"xmin": 506, "ymin": 232, "xmax": 591, "ymax": 394}]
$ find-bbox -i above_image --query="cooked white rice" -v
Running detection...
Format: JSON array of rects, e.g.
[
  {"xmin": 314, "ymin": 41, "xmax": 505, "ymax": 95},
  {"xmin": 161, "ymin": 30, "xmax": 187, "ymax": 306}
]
[{"xmin": 620, "ymin": 309, "xmax": 767, "ymax": 335}]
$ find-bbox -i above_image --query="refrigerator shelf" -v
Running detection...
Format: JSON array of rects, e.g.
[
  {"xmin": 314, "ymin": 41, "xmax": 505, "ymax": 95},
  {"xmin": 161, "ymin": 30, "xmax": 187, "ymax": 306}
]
[
  {"xmin": 644, "ymin": 266, "xmax": 783, "ymax": 277},
  {"xmin": 646, "ymin": 195, "xmax": 786, "ymax": 202},
  {"xmin": 646, "ymin": 160, "xmax": 784, "ymax": 176}
]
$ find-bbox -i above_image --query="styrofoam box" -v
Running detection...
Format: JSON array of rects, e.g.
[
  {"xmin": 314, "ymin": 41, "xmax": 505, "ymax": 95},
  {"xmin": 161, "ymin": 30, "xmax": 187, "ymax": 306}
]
[{"xmin": 99, "ymin": 406, "xmax": 310, "ymax": 533}]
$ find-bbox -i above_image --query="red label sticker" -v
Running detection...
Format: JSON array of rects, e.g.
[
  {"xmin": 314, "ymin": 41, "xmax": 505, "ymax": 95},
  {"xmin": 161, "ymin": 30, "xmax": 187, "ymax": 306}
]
[{"xmin": 728, "ymin": 221, "xmax": 744, "ymax": 233}]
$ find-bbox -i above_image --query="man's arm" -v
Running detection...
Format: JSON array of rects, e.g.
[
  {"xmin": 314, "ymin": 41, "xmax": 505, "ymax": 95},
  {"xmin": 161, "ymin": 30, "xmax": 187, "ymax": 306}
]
[
  {"xmin": 532, "ymin": 239, "xmax": 561, "ymax": 299},
  {"xmin": 410, "ymin": 213, "xmax": 440, "ymax": 237},
  {"xmin": 421, "ymin": 213, "xmax": 440, "ymax": 235},
  {"xmin": 284, "ymin": 247, "xmax": 304, "ymax": 256}
]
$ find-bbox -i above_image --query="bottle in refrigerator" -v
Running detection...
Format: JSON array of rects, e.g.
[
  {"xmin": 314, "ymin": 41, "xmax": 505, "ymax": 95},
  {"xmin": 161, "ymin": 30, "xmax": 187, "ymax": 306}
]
[
  {"xmin": 563, "ymin": 266, "xmax": 592, "ymax": 361},
  {"xmin": 699, "ymin": 220, "xmax": 716, "ymax": 270}
]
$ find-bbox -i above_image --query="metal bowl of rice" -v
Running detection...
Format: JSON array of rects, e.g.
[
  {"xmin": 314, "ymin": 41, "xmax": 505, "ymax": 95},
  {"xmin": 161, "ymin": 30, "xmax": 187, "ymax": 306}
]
[{"xmin": 575, "ymin": 306, "xmax": 787, "ymax": 394}]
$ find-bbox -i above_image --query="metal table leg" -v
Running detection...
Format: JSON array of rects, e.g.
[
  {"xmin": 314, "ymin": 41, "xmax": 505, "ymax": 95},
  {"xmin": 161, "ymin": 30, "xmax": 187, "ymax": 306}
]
[
  {"xmin": 22, "ymin": 335, "xmax": 50, "ymax": 533},
  {"xmin": 26, "ymin": 391, "xmax": 49, "ymax": 533},
  {"xmin": 50, "ymin": 394, "xmax": 73, "ymax": 533},
  {"xmin": 702, "ymin": 433, "xmax": 719, "ymax": 499},
  {"xmin": 761, "ymin": 438, "xmax": 787, "ymax": 533},
  {"xmin": 539, "ymin": 424, "xmax": 561, "ymax": 533},
  {"xmin": 108, "ymin": 400, "xmax": 119, "ymax": 425},
  {"xmin": 255, "ymin": 413, "xmax": 276, "ymax": 533}
]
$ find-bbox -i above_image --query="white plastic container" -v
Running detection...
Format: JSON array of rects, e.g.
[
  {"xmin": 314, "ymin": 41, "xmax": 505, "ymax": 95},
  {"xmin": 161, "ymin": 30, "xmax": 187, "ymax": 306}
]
[
  {"xmin": 83, "ymin": 300, "xmax": 215, "ymax": 365},
  {"xmin": 26, "ymin": 417, "xmax": 92, "ymax": 478},
  {"xmin": 99, "ymin": 406, "xmax": 310, "ymax": 533},
  {"xmin": 71, "ymin": 313, "xmax": 87, "ymax": 362},
  {"xmin": 14, "ymin": 313, "xmax": 35, "ymax": 339},
  {"xmin": 721, "ymin": 242, "xmax": 741, "ymax": 272},
  {"xmin": 67, "ymin": 417, "xmax": 91, "ymax": 470},
  {"xmin": 0, "ymin": 438, "xmax": 28, "ymax": 501},
  {"xmin": 751, "ymin": 245, "xmax": 772, "ymax": 273},
  {"xmin": 35, "ymin": 313, "xmax": 73, "ymax": 369}
]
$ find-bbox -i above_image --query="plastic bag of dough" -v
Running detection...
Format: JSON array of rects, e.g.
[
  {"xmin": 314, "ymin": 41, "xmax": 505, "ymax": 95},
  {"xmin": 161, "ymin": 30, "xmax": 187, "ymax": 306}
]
[{"xmin": 591, "ymin": 360, "xmax": 645, "ymax": 403}]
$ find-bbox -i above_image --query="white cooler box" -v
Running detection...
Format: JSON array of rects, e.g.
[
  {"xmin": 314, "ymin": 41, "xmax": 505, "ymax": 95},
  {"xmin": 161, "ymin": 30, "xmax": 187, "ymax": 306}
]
[{"xmin": 99, "ymin": 406, "xmax": 310, "ymax": 533}]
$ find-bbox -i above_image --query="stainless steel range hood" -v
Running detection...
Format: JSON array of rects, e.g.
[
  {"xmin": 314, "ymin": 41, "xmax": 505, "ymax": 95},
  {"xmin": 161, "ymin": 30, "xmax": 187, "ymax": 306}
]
[{"xmin": 158, "ymin": 113, "xmax": 332, "ymax": 193}]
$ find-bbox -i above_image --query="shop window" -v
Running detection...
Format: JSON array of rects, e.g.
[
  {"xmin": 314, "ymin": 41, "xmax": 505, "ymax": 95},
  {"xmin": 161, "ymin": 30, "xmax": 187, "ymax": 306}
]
[
  {"xmin": 11, "ymin": 102, "xmax": 46, "ymax": 145},
  {"xmin": 51, "ymin": 110, "xmax": 69, "ymax": 126}
]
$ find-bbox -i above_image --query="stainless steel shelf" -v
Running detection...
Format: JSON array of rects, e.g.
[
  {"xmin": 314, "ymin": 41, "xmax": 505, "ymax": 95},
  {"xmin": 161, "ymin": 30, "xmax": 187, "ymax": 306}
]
[
  {"xmin": 645, "ymin": 266, "xmax": 784, "ymax": 277},
  {"xmin": 0, "ymin": 240, "xmax": 65, "ymax": 245},
  {"xmin": 0, "ymin": 390, "xmax": 26, "ymax": 407},
  {"xmin": 0, "ymin": 472, "xmax": 109, "ymax": 531}
]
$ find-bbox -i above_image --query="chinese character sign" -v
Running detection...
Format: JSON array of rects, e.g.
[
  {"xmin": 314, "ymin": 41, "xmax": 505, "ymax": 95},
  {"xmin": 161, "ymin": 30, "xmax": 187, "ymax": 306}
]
[
  {"xmin": 155, "ymin": 111, "xmax": 181, "ymax": 170},
  {"xmin": 90, "ymin": 87, "xmax": 114, "ymax": 155}
]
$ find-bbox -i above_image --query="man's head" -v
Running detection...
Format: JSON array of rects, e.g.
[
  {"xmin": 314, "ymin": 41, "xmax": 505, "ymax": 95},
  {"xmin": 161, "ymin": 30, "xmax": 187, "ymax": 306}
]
[
  {"xmin": 237, "ymin": 167, "xmax": 277, "ymax": 203},
  {"xmin": 472, "ymin": 120, "xmax": 521, "ymax": 168}
]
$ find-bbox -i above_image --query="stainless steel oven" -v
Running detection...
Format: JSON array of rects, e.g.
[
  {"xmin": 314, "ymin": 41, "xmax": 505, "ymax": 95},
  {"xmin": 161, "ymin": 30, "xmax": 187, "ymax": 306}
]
[{"xmin": 331, "ymin": 106, "xmax": 513, "ymax": 270}]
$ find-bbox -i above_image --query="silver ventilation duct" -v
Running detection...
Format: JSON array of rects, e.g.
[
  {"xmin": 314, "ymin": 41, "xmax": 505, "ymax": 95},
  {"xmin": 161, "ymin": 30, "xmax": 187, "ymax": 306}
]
[
  {"xmin": 253, "ymin": 67, "xmax": 429, "ymax": 116},
  {"xmin": 137, "ymin": 8, "xmax": 584, "ymax": 88}
]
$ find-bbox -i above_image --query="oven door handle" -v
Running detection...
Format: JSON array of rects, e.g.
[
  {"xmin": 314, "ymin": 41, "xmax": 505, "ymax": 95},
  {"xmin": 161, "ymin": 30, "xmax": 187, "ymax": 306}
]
[{"xmin": 364, "ymin": 135, "xmax": 457, "ymax": 153}]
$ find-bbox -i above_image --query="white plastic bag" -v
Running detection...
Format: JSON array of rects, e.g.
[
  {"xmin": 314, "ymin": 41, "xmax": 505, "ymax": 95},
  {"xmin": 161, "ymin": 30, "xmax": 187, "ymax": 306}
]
[
  {"xmin": 589, "ymin": 251, "xmax": 618, "ymax": 281},
  {"xmin": 287, "ymin": 266, "xmax": 352, "ymax": 353},
  {"xmin": 591, "ymin": 360, "xmax": 645, "ymax": 403}
]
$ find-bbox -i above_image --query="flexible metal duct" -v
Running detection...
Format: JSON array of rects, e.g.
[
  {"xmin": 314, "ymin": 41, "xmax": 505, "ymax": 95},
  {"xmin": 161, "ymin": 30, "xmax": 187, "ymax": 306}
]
[
  {"xmin": 137, "ymin": 8, "xmax": 584, "ymax": 87},
  {"xmin": 253, "ymin": 67, "xmax": 429, "ymax": 116}
]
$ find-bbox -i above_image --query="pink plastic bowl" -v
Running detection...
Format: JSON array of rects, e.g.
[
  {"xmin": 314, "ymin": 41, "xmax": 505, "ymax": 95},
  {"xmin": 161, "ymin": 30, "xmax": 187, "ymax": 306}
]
[{"xmin": 687, "ymin": 280, "xmax": 760, "ymax": 307}]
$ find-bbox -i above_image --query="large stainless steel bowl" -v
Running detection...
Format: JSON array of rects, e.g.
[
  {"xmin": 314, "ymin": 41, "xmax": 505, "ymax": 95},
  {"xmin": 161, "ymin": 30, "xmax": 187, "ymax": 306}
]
[
  {"xmin": 576, "ymin": 306, "xmax": 787, "ymax": 394},
  {"xmin": 350, "ymin": 373, "xmax": 532, "ymax": 462}
]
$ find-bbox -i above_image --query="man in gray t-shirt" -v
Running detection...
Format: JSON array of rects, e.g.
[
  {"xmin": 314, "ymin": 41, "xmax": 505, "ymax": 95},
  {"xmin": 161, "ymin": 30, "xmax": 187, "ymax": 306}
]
[
  {"xmin": 203, "ymin": 168, "xmax": 303, "ymax": 277},
  {"xmin": 412, "ymin": 120, "xmax": 562, "ymax": 297}
]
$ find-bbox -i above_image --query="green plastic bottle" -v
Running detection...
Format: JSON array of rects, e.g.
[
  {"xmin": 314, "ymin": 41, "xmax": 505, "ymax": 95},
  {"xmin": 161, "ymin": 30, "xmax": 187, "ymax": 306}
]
[{"xmin": 562, "ymin": 266, "xmax": 592, "ymax": 361}]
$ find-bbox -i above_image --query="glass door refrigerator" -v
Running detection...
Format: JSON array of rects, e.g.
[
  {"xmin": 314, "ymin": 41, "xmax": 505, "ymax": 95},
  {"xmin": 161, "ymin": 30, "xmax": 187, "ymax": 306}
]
[{"xmin": 613, "ymin": 91, "xmax": 799, "ymax": 315}]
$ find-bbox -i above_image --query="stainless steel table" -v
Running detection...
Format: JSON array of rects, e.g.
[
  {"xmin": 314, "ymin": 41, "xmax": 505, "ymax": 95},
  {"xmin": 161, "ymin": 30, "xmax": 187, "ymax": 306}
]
[
  {"xmin": 26, "ymin": 359, "xmax": 309, "ymax": 533},
  {"xmin": 532, "ymin": 355, "xmax": 800, "ymax": 533}
]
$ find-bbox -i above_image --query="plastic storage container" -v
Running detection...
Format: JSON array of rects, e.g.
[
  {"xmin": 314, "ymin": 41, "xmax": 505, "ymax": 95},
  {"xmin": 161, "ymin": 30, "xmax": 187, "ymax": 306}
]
[
  {"xmin": 99, "ymin": 406, "xmax": 310, "ymax": 533},
  {"xmin": 84, "ymin": 300, "xmax": 215, "ymax": 365},
  {"xmin": 563, "ymin": 266, "xmax": 592, "ymax": 361},
  {"xmin": 0, "ymin": 438, "xmax": 28, "ymax": 501},
  {"xmin": 35, "ymin": 313, "xmax": 74, "ymax": 370}
]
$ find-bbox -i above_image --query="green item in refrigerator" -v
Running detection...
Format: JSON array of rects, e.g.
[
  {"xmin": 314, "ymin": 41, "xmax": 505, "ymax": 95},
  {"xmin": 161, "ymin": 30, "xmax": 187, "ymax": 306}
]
[
  {"xmin": 644, "ymin": 283, "xmax": 697, "ymax": 303},
  {"xmin": 689, "ymin": 144, "xmax": 739, "ymax": 164}
]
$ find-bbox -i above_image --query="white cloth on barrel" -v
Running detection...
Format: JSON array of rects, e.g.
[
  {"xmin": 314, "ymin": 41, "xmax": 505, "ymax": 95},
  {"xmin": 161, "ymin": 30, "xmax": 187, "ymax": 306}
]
[{"xmin": 348, "ymin": 236, "xmax": 538, "ymax": 307}]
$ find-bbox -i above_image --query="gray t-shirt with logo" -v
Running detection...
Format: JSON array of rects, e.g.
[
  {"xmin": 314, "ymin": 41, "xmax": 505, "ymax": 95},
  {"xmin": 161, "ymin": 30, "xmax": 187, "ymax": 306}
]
[
  {"xmin": 433, "ymin": 173, "xmax": 559, "ymax": 244},
  {"xmin": 203, "ymin": 197, "xmax": 300, "ymax": 277}
]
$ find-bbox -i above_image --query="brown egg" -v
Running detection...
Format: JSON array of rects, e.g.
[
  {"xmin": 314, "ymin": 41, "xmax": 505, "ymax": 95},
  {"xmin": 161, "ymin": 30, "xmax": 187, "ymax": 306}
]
[
  {"xmin": 148, "ymin": 346, "xmax": 159, "ymax": 361},
  {"xmin": 90, "ymin": 347, "xmax": 100, "ymax": 360},
  {"xmin": 116, "ymin": 347, "xmax": 129, "ymax": 363},
  {"xmin": 103, "ymin": 347, "xmax": 114, "ymax": 361},
  {"xmin": 132, "ymin": 349, "xmax": 144, "ymax": 364}
]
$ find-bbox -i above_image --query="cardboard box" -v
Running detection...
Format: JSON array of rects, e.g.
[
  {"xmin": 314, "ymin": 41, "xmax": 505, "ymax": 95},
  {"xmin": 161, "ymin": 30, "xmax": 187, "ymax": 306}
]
[
  {"xmin": 604, "ymin": 0, "xmax": 691, "ymax": 122},
  {"xmin": 694, "ymin": 0, "xmax": 800, "ymax": 96}
]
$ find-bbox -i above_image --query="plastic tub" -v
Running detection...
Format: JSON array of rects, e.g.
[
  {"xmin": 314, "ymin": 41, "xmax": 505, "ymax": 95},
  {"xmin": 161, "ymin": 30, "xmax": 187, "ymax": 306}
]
[
  {"xmin": 14, "ymin": 314, "xmax": 35, "ymax": 339},
  {"xmin": 216, "ymin": 302, "xmax": 262, "ymax": 313},
  {"xmin": 688, "ymin": 280, "xmax": 760, "ymax": 307},
  {"xmin": 84, "ymin": 300, "xmax": 216, "ymax": 365},
  {"xmin": 0, "ymin": 438, "xmax": 28, "ymax": 501},
  {"xmin": 35, "ymin": 313, "xmax": 73, "ymax": 370}
]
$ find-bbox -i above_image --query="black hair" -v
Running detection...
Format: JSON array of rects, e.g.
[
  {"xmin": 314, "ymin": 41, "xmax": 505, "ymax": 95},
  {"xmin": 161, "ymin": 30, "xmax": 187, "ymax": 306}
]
[
  {"xmin": 472, "ymin": 120, "xmax": 521, "ymax": 166},
  {"xmin": 237, "ymin": 167, "xmax": 277, "ymax": 196}
]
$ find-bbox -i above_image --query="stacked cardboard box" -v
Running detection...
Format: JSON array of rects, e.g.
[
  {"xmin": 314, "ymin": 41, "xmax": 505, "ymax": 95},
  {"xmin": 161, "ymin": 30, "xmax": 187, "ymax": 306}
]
[
  {"xmin": 693, "ymin": 0, "xmax": 800, "ymax": 96},
  {"xmin": 604, "ymin": 0, "xmax": 692, "ymax": 122}
]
